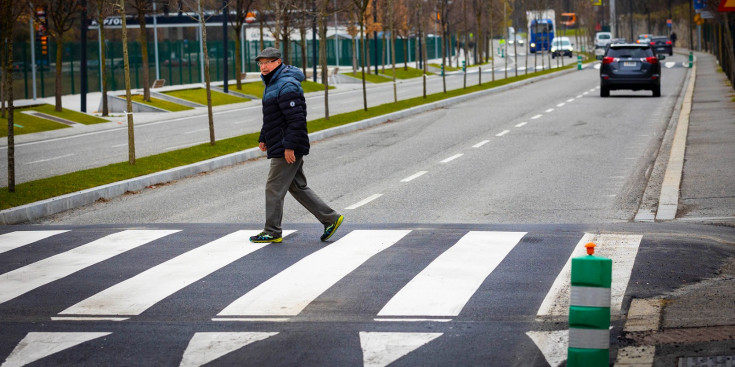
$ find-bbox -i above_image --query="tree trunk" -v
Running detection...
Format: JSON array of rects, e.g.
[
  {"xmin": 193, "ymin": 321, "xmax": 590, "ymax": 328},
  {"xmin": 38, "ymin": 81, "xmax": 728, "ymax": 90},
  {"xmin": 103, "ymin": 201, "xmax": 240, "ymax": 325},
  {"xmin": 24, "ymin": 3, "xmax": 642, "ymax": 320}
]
[
  {"xmin": 235, "ymin": 28, "xmax": 242, "ymax": 90},
  {"xmin": 201, "ymin": 13, "xmax": 216, "ymax": 145},
  {"xmin": 54, "ymin": 36, "xmax": 64, "ymax": 112},
  {"xmin": 4, "ymin": 26, "xmax": 15, "ymax": 191},
  {"xmin": 360, "ymin": 19, "xmax": 367, "ymax": 111},
  {"xmin": 99, "ymin": 16, "xmax": 109, "ymax": 116},
  {"xmin": 318, "ymin": 2, "xmax": 329, "ymax": 120},
  {"xmin": 138, "ymin": 10, "xmax": 151, "ymax": 101},
  {"xmin": 120, "ymin": 0, "xmax": 135, "ymax": 165}
]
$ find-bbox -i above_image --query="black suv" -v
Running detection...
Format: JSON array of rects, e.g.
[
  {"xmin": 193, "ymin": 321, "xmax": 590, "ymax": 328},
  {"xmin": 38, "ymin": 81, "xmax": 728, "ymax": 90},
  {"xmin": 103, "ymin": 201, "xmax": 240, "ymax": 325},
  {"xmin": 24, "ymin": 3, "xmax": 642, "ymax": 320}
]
[
  {"xmin": 600, "ymin": 43, "xmax": 664, "ymax": 97},
  {"xmin": 650, "ymin": 36, "xmax": 673, "ymax": 56}
]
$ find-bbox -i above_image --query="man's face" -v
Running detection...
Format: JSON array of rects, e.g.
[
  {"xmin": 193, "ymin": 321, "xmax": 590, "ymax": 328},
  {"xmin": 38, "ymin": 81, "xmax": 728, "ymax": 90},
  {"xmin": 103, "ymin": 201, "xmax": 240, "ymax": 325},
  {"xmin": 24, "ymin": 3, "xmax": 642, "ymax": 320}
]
[{"xmin": 258, "ymin": 58, "xmax": 281, "ymax": 75}]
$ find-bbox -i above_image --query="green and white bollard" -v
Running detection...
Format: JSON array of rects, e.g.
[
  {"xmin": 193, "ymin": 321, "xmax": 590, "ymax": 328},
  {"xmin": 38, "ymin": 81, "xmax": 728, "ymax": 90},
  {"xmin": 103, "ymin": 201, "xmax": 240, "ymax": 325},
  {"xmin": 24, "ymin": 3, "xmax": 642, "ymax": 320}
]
[
  {"xmin": 567, "ymin": 243, "xmax": 612, "ymax": 367},
  {"xmin": 689, "ymin": 51, "xmax": 694, "ymax": 68},
  {"xmin": 577, "ymin": 55, "xmax": 583, "ymax": 70},
  {"xmin": 441, "ymin": 63, "xmax": 445, "ymax": 77}
]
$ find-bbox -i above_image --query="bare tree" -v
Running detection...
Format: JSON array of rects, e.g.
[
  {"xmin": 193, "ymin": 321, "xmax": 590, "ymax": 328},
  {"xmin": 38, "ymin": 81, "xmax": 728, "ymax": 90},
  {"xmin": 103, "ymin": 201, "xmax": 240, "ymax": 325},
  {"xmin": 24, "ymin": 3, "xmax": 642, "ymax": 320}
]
[
  {"xmin": 30, "ymin": 0, "xmax": 84, "ymax": 112},
  {"xmin": 229, "ymin": 0, "xmax": 256, "ymax": 90},
  {"xmin": 117, "ymin": 0, "xmax": 137, "ymax": 164},
  {"xmin": 128, "ymin": 0, "xmax": 156, "ymax": 102},
  {"xmin": 352, "ymin": 0, "xmax": 370, "ymax": 110},
  {"xmin": 1, "ymin": 0, "xmax": 26, "ymax": 192},
  {"xmin": 178, "ymin": 0, "xmax": 219, "ymax": 146},
  {"xmin": 91, "ymin": 0, "xmax": 116, "ymax": 116}
]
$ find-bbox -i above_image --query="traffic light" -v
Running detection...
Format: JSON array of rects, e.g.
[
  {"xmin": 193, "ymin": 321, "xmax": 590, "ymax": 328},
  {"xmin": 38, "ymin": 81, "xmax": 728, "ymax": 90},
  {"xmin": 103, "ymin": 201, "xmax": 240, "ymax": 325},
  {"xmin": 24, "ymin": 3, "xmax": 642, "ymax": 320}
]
[{"xmin": 40, "ymin": 36, "xmax": 48, "ymax": 55}]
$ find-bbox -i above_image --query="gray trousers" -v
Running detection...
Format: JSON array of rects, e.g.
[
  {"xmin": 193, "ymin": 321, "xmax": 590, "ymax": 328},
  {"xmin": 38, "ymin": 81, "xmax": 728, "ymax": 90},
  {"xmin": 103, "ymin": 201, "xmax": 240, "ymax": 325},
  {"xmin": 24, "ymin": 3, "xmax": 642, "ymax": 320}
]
[{"xmin": 264, "ymin": 157, "xmax": 340, "ymax": 237}]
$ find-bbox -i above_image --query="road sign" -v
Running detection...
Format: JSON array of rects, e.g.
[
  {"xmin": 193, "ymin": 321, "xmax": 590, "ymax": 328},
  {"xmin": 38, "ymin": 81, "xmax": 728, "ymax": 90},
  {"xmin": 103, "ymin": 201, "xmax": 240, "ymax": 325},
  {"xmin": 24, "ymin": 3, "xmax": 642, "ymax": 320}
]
[
  {"xmin": 719, "ymin": 0, "xmax": 735, "ymax": 11},
  {"xmin": 591, "ymin": 0, "xmax": 602, "ymax": 5}
]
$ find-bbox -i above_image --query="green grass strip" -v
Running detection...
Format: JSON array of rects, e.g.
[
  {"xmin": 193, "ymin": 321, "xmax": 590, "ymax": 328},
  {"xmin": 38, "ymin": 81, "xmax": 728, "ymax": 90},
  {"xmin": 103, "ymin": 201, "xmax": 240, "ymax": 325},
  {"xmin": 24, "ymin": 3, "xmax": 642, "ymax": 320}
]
[
  {"xmin": 1, "ymin": 107, "xmax": 70, "ymax": 137},
  {"xmin": 1, "ymin": 63, "xmax": 579, "ymax": 210},
  {"xmin": 163, "ymin": 88, "xmax": 250, "ymax": 106},
  {"xmin": 30, "ymin": 104, "xmax": 110, "ymax": 125},
  {"xmin": 379, "ymin": 67, "xmax": 435, "ymax": 79},
  {"xmin": 131, "ymin": 95, "xmax": 193, "ymax": 112},
  {"xmin": 430, "ymin": 63, "xmax": 462, "ymax": 72}
]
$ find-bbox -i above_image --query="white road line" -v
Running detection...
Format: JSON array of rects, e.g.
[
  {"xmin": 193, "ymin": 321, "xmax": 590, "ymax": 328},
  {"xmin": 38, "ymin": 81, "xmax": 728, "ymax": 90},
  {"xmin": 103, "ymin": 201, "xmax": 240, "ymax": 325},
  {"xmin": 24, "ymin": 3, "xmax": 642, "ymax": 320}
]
[
  {"xmin": 515, "ymin": 122, "xmax": 528, "ymax": 128},
  {"xmin": 374, "ymin": 318, "xmax": 452, "ymax": 322},
  {"xmin": 401, "ymin": 171, "xmax": 428, "ymax": 182},
  {"xmin": 0, "ymin": 231, "xmax": 68, "ymax": 255},
  {"xmin": 556, "ymin": 103, "xmax": 565, "ymax": 107},
  {"xmin": 164, "ymin": 142, "xmax": 207, "ymax": 151},
  {"xmin": 25, "ymin": 153, "xmax": 75, "ymax": 165},
  {"xmin": 545, "ymin": 108, "xmax": 554, "ymax": 113},
  {"xmin": 589, "ymin": 88, "xmax": 596, "ymax": 92},
  {"xmin": 345, "ymin": 194, "xmax": 383, "ymax": 210},
  {"xmin": 577, "ymin": 95, "xmax": 583, "ymax": 98},
  {"xmin": 473, "ymin": 140, "xmax": 490, "ymax": 148},
  {"xmin": 58, "ymin": 230, "xmax": 292, "ymax": 317},
  {"xmin": 583, "ymin": 91, "xmax": 589, "ymax": 95},
  {"xmin": 536, "ymin": 233, "xmax": 642, "ymax": 319},
  {"xmin": 567, "ymin": 98, "xmax": 575, "ymax": 102},
  {"xmin": 111, "ymin": 143, "xmax": 127, "ymax": 148},
  {"xmin": 183, "ymin": 128, "xmax": 210, "ymax": 135},
  {"xmin": 0, "ymin": 230, "xmax": 179, "ymax": 305},
  {"xmin": 496, "ymin": 130, "xmax": 510, "ymax": 137},
  {"xmin": 217, "ymin": 230, "xmax": 411, "ymax": 317},
  {"xmin": 51, "ymin": 316, "xmax": 129, "ymax": 321},
  {"xmin": 531, "ymin": 114, "xmax": 543, "ymax": 120},
  {"xmin": 180, "ymin": 332, "xmax": 279, "ymax": 367},
  {"xmin": 377, "ymin": 231, "xmax": 526, "ymax": 317},
  {"xmin": 360, "ymin": 332, "xmax": 443, "ymax": 367},
  {"xmin": 2, "ymin": 332, "xmax": 112, "ymax": 367},
  {"xmin": 440, "ymin": 154, "xmax": 463, "ymax": 163}
]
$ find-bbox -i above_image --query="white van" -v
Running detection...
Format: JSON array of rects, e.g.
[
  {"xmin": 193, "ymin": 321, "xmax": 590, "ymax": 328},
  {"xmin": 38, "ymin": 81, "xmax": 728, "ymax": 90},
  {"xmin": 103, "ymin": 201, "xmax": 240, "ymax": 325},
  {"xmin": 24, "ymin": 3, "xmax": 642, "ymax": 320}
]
[{"xmin": 595, "ymin": 32, "xmax": 612, "ymax": 49}]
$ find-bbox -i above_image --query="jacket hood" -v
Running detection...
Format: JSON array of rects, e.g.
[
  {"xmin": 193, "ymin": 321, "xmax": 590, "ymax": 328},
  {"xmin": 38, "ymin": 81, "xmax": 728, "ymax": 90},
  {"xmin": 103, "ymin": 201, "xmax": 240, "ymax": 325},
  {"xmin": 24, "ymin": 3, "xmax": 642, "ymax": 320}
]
[{"xmin": 267, "ymin": 64, "xmax": 305, "ymax": 84}]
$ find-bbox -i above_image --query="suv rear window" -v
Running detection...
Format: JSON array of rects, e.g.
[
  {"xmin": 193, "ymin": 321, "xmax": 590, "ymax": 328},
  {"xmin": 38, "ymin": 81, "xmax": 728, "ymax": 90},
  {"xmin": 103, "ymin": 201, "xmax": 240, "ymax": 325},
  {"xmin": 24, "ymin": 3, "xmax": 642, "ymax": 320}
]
[{"xmin": 606, "ymin": 46, "xmax": 654, "ymax": 58}]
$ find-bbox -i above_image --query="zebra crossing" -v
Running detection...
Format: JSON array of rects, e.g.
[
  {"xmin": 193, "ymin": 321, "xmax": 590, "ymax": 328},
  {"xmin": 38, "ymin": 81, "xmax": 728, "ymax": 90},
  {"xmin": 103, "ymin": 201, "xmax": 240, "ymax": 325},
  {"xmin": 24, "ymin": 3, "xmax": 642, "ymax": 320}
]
[{"xmin": 0, "ymin": 227, "xmax": 646, "ymax": 366}]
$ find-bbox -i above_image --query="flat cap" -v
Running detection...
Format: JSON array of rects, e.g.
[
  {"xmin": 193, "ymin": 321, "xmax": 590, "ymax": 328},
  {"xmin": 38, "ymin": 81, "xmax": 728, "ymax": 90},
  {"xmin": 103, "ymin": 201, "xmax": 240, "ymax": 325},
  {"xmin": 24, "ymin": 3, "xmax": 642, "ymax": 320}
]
[{"xmin": 255, "ymin": 47, "xmax": 282, "ymax": 61}]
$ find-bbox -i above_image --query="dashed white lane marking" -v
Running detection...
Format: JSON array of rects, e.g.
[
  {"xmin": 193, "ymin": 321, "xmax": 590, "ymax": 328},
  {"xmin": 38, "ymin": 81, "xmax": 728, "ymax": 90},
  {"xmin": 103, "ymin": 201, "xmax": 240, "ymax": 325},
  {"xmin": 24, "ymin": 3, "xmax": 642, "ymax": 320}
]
[
  {"xmin": 111, "ymin": 143, "xmax": 127, "ymax": 148},
  {"xmin": 589, "ymin": 88, "xmax": 596, "ymax": 92},
  {"xmin": 556, "ymin": 103, "xmax": 565, "ymax": 107},
  {"xmin": 440, "ymin": 154, "xmax": 464, "ymax": 163},
  {"xmin": 583, "ymin": 91, "xmax": 589, "ymax": 95},
  {"xmin": 545, "ymin": 108, "xmax": 554, "ymax": 113},
  {"xmin": 577, "ymin": 95, "xmax": 583, "ymax": 98},
  {"xmin": 25, "ymin": 153, "xmax": 75, "ymax": 165},
  {"xmin": 567, "ymin": 98, "xmax": 575, "ymax": 102},
  {"xmin": 401, "ymin": 171, "xmax": 428, "ymax": 182},
  {"xmin": 496, "ymin": 130, "xmax": 510, "ymax": 137},
  {"xmin": 345, "ymin": 194, "xmax": 384, "ymax": 210},
  {"xmin": 472, "ymin": 140, "xmax": 490, "ymax": 148},
  {"xmin": 183, "ymin": 128, "xmax": 210, "ymax": 135},
  {"xmin": 515, "ymin": 122, "xmax": 528, "ymax": 128},
  {"xmin": 531, "ymin": 114, "xmax": 543, "ymax": 120}
]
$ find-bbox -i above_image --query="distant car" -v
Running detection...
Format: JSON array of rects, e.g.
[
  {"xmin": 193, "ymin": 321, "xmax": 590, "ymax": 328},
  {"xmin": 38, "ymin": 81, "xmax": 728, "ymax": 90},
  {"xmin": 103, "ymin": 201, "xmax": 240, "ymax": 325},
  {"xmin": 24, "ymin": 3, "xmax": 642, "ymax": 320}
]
[
  {"xmin": 636, "ymin": 34, "xmax": 653, "ymax": 44},
  {"xmin": 610, "ymin": 38, "xmax": 627, "ymax": 44},
  {"xmin": 551, "ymin": 37, "xmax": 573, "ymax": 58},
  {"xmin": 595, "ymin": 32, "xmax": 612, "ymax": 49},
  {"xmin": 508, "ymin": 35, "xmax": 525, "ymax": 46},
  {"xmin": 600, "ymin": 43, "xmax": 665, "ymax": 97},
  {"xmin": 163, "ymin": 57, "xmax": 190, "ymax": 67},
  {"xmin": 650, "ymin": 36, "xmax": 673, "ymax": 56}
]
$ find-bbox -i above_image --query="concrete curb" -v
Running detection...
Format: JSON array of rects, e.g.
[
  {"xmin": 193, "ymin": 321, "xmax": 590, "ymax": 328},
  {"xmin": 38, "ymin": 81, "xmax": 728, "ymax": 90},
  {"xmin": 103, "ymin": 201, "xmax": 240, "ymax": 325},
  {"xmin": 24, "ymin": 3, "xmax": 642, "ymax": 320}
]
[
  {"xmin": 0, "ymin": 66, "xmax": 579, "ymax": 225},
  {"xmin": 657, "ymin": 60, "xmax": 696, "ymax": 220}
]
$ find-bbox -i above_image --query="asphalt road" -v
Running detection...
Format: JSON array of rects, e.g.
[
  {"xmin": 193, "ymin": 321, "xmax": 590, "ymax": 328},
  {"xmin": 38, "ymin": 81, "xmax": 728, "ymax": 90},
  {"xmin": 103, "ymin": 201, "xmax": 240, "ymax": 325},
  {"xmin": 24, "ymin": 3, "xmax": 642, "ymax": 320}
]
[
  {"xmin": 1, "ymin": 223, "xmax": 733, "ymax": 366},
  {"xmin": 0, "ymin": 51, "xmax": 580, "ymax": 185},
  {"xmin": 37, "ymin": 54, "xmax": 689, "ymax": 225}
]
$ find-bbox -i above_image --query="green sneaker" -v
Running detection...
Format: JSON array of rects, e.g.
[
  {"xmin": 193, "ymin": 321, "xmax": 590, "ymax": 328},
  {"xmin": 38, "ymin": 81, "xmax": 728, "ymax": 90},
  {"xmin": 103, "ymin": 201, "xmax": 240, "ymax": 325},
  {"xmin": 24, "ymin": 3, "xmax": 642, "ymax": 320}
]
[
  {"xmin": 249, "ymin": 232, "xmax": 282, "ymax": 243},
  {"xmin": 321, "ymin": 215, "xmax": 344, "ymax": 242}
]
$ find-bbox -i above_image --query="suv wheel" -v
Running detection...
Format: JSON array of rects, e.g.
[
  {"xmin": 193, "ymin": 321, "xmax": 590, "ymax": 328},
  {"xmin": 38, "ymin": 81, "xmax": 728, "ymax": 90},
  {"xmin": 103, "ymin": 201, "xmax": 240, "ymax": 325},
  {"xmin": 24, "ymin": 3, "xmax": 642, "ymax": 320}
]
[
  {"xmin": 652, "ymin": 85, "xmax": 661, "ymax": 97},
  {"xmin": 601, "ymin": 86, "xmax": 610, "ymax": 97}
]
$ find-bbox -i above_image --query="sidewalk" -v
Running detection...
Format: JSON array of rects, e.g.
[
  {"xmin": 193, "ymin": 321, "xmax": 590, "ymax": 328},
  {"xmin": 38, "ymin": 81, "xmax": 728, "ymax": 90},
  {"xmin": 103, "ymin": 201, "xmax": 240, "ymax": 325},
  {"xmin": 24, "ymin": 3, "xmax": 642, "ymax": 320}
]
[{"xmin": 617, "ymin": 51, "xmax": 735, "ymax": 367}]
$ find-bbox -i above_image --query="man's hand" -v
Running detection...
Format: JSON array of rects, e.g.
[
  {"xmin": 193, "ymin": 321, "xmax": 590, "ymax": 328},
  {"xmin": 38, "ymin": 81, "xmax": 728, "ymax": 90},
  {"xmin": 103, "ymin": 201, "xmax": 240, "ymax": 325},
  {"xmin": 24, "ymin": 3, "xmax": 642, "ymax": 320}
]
[
  {"xmin": 259, "ymin": 142, "xmax": 267, "ymax": 152},
  {"xmin": 285, "ymin": 149, "xmax": 296, "ymax": 164}
]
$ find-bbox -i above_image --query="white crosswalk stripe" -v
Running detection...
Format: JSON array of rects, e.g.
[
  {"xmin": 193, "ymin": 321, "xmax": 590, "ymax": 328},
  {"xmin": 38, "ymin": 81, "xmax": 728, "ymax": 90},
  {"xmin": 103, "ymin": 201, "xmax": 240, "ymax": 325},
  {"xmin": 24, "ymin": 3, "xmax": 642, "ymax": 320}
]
[
  {"xmin": 0, "ymin": 230, "xmax": 179, "ymax": 304},
  {"xmin": 216, "ymin": 230, "xmax": 411, "ymax": 318},
  {"xmin": 0, "ymin": 230, "xmax": 68, "ymax": 255},
  {"xmin": 376, "ymin": 231, "xmax": 526, "ymax": 319},
  {"xmin": 57, "ymin": 230, "xmax": 294, "ymax": 318}
]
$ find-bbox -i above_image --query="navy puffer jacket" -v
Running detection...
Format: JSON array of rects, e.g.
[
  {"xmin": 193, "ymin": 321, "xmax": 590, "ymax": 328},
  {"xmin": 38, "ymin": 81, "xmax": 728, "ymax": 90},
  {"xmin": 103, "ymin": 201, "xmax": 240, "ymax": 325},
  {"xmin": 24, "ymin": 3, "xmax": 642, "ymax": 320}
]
[{"xmin": 258, "ymin": 64, "xmax": 309, "ymax": 159}]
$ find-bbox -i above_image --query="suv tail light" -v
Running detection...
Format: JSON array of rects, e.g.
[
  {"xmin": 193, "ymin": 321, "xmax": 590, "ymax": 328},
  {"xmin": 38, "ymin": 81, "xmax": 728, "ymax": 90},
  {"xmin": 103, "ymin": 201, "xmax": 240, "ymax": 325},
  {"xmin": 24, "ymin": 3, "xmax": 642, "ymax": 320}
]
[
  {"xmin": 602, "ymin": 57, "xmax": 615, "ymax": 64},
  {"xmin": 666, "ymin": 41, "xmax": 672, "ymax": 45},
  {"xmin": 644, "ymin": 56, "xmax": 659, "ymax": 64},
  {"xmin": 650, "ymin": 41, "xmax": 656, "ymax": 46}
]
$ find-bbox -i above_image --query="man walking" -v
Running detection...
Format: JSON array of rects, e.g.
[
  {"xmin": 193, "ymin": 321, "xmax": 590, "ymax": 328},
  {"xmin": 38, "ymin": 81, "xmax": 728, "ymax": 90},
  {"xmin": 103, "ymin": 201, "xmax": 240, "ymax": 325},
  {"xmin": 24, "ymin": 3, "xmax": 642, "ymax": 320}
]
[{"xmin": 249, "ymin": 47, "xmax": 344, "ymax": 243}]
